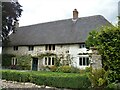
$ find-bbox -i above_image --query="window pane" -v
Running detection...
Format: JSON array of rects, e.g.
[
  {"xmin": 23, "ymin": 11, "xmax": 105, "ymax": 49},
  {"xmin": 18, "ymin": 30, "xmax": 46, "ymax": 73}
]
[
  {"xmin": 53, "ymin": 45, "xmax": 55, "ymax": 50},
  {"xmin": 79, "ymin": 57, "xmax": 82, "ymax": 65},
  {"xmin": 52, "ymin": 57, "xmax": 54, "ymax": 65},
  {"xmin": 45, "ymin": 45, "xmax": 48, "ymax": 50},
  {"xmin": 49, "ymin": 45, "xmax": 51, "ymax": 50},
  {"xmin": 15, "ymin": 58, "xmax": 17, "ymax": 65},
  {"xmin": 32, "ymin": 46, "xmax": 34, "ymax": 51},
  {"xmin": 79, "ymin": 44, "xmax": 81, "ymax": 48},
  {"xmin": 83, "ymin": 57, "xmax": 85, "ymax": 65},
  {"xmin": 13, "ymin": 46, "xmax": 18, "ymax": 51},
  {"xmin": 86, "ymin": 57, "xmax": 89, "ymax": 66},
  {"xmin": 79, "ymin": 44, "xmax": 86, "ymax": 48},
  {"xmin": 48, "ymin": 57, "xmax": 51, "ymax": 65},
  {"xmin": 29, "ymin": 46, "xmax": 34, "ymax": 51},
  {"xmin": 45, "ymin": 57, "xmax": 47, "ymax": 65}
]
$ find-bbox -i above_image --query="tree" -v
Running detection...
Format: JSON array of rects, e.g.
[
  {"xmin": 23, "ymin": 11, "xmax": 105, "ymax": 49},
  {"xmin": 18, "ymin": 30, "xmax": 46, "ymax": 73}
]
[
  {"xmin": 2, "ymin": 1, "xmax": 22, "ymax": 40},
  {"xmin": 86, "ymin": 26, "xmax": 120, "ymax": 83}
]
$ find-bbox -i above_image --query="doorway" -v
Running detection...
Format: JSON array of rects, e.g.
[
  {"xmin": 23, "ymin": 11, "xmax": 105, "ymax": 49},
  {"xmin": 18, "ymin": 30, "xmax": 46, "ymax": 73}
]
[{"xmin": 32, "ymin": 58, "xmax": 38, "ymax": 71}]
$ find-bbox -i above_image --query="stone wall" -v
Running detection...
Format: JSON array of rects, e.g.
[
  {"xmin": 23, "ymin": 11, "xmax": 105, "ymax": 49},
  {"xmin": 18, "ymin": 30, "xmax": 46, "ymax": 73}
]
[{"xmin": 90, "ymin": 47, "xmax": 102, "ymax": 69}]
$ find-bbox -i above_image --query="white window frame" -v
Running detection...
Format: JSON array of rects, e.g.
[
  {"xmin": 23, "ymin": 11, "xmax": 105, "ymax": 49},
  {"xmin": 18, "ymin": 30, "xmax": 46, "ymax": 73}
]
[
  {"xmin": 11, "ymin": 57, "xmax": 17, "ymax": 65},
  {"xmin": 44, "ymin": 57, "xmax": 55, "ymax": 66},
  {"xmin": 79, "ymin": 55, "xmax": 89, "ymax": 66}
]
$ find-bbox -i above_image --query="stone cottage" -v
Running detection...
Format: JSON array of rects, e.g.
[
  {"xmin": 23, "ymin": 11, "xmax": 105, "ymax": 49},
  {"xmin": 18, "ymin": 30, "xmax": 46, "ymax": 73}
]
[{"xmin": 3, "ymin": 9, "xmax": 111, "ymax": 70}]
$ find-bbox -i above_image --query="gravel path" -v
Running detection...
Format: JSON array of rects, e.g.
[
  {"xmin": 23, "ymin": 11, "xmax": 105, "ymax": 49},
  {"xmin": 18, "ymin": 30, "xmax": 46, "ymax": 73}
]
[
  {"xmin": 0, "ymin": 79, "xmax": 55, "ymax": 89},
  {"xmin": 0, "ymin": 79, "xmax": 71, "ymax": 90}
]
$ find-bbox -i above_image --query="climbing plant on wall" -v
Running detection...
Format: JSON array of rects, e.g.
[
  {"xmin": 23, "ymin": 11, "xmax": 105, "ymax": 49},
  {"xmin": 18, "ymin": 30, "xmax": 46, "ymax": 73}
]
[
  {"xmin": 2, "ymin": 54, "xmax": 15, "ymax": 68},
  {"xmin": 16, "ymin": 55, "xmax": 32, "ymax": 70},
  {"xmin": 38, "ymin": 53, "xmax": 61, "ymax": 67}
]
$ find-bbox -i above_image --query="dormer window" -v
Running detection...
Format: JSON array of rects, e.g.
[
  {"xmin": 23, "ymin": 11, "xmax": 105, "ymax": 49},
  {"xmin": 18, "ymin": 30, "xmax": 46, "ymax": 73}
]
[
  {"xmin": 28, "ymin": 46, "xmax": 34, "ymax": 51},
  {"xmin": 79, "ymin": 44, "xmax": 86, "ymax": 48},
  {"xmin": 13, "ymin": 46, "xmax": 18, "ymax": 51},
  {"xmin": 45, "ymin": 45, "xmax": 55, "ymax": 51}
]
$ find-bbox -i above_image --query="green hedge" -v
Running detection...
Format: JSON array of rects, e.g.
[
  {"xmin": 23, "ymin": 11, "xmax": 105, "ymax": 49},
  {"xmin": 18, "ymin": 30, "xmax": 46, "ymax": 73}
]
[{"xmin": 1, "ymin": 70, "xmax": 91, "ymax": 89}]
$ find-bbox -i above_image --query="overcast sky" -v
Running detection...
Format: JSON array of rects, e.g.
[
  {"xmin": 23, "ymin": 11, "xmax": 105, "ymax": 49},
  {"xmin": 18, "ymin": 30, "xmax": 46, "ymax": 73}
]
[{"xmin": 18, "ymin": 0, "xmax": 119, "ymax": 26}]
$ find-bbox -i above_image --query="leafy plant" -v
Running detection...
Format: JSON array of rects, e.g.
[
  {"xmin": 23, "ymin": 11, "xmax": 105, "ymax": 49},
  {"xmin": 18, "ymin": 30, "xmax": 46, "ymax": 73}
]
[
  {"xmin": 16, "ymin": 55, "xmax": 31, "ymax": 70},
  {"xmin": 1, "ymin": 70, "xmax": 91, "ymax": 89},
  {"xmin": 88, "ymin": 68, "xmax": 109, "ymax": 88},
  {"xmin": 2, "ymin": 54, "xmax": 15, "ymax": 68},
  {"xmin": 86, "ymin": 26, "xmax": 120, "ymax": 83}
]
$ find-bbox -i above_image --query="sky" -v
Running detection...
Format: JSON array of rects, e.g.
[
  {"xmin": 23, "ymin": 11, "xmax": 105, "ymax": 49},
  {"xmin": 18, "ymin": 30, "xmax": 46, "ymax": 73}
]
[
  {"xmin": 0, "ymin": 0, "xmax": 119, "ymax": 53},
  {"xmin": 18, "ymin": 0, "xmax": 120, "ymax": 27}
]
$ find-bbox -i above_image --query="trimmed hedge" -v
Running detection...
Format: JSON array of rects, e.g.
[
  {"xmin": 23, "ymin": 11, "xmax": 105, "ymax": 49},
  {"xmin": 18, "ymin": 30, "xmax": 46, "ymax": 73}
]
[{"xmin": 1, "ymin": 70, "xmax": 91, "ymax": 89}]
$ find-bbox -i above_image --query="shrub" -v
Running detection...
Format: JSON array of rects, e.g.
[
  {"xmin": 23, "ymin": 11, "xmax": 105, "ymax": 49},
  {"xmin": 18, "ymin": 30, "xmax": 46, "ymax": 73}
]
[
  {"xmin": 49, "ymin": 66, "xmax": 57, "ymax": 72},
  {"xmin": 56, "ymin": 66, "xmax": 71, "ymax": 73},
  {"xmin": 85, "ymin": 67, "xmax": 92, "ymax": 72},
  {"xmin": 88, "ymin": 68, "xmax": 109, "ymax": 88},
  {"xmin": 1, "ymin": 70, "xmax": 91, "ymax": 89},
  {"xmin": 16, "ymin": 55, "xmax": 31, "ymax": 70},
  {"xmin": 2, "ymin": 54, "xmax": 15, "ymax": 68},
  {"xmin": 107, "ymin": 82, "xmax": 120, "ymax": 89}
]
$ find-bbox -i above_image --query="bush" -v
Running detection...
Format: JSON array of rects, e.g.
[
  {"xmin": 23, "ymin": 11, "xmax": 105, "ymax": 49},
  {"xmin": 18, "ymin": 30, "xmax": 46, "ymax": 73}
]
[
  {"xmin": 1, "ymin": 70, "xmax": 91, "ymax": 89},
  {"xmin": 85, "ymin": 67, "xmax": 92, "ymax": 72},
  {"xmin": 56, "ymin": 66, "xmax": 80, "ymax": 73},
  {"xmin": 2, "ymin": 54, "xmax": 15, "ymax": 68},
  {"xmin": 107, "ymin": 82, "xmax": 120, "ymax": 89},
  {"xmin": 70, "ymin": 67, "xmax": 80, "ymax": 73},
  {"xmin": 49, "ymin": 66, "xmax": 57, "ymax": 72},
  {"xmin": 88, "ymin": 68, "xmax": 109, "ymax": 88},
  {"xmin": 56, "ymin": 66, "xmax": 72, "ymax": 73}
]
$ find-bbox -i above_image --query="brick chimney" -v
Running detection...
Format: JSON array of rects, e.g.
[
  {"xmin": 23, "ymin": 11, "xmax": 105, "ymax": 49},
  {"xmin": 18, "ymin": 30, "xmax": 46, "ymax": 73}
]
[{"xmin": 73, "ymin": 9, "xmax": 78, "ymax": 20}]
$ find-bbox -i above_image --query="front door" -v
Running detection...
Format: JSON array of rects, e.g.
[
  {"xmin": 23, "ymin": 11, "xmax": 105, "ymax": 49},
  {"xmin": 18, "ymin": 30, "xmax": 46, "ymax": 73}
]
[{"xmin": 32, "ymin": 58, "xmax": 38, "ymax": 71}]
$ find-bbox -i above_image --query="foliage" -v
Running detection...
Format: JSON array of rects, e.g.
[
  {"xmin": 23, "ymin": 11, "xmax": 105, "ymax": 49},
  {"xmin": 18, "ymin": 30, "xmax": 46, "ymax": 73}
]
[
  {"xmin": 88, "ymin": 68, "xmax": 109, "ymax": 88},
  {"xmin": 16, "ymin": 55, "xmax": 31, "ymax": 70},
  {"xmin": 86, "ymin": 26, "xmax": 120, "ymax": 82},
  {"xmin": 49, "ymin": 66, "xmax": 57, "ymax": 72},
  {"xmin": 2, "ymin": 54, "xmax": 15, "ymax": 68},
  {"xmin": 56, "ymin": 66, "xmax": 72, "ymax": 73},
  {"xmin": 1, "ymin": 70, "xmax": 91, "ymax": 89},
  {"xmin": 56, "ymin": 66, "xmax": 80, "ymax": 73},
  {"xmin": 2, "ymin": 1, "xmax": 23, "ymax": 40},
  {"xmin": 85, "ymin": 30, "xmax": 99, "ymax": 49},
  {"xmin": 107, "ymin": 82, "xmax": 120, "ymax": 89}
]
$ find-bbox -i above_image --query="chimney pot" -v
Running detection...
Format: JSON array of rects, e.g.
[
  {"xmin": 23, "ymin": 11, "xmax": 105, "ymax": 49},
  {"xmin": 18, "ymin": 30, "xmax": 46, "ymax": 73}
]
[{"xmin": 73, "ymin": 9, "xmax": 78, "ymax": 20}]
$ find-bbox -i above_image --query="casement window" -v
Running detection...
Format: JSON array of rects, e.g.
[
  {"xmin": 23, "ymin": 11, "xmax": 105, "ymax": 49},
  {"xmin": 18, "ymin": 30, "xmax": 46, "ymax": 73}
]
[
  {"xmin": 13, "ymin": 46, "xmax": 18, "ymax": 51},
  {"xmin": 44, "ymin": 57, "xmax": 55, "ymax": 65},
  {"xmin": 11, "ymin": 57, "xmax": 17, "ymax": 65},
  {"xmin": 79, "ymin": 44, "xmax": 86, "ymax": 48},
  {"xmin": 28, "ymin": 46, "xmax": 34, "ymax": 51},
  {"xmin": 79, "ymin": 57, "xmax": 89, "ymax": 66},
  {"xmin": 45, "ymin": 45, "xmax": 55, "ymax": 51}
]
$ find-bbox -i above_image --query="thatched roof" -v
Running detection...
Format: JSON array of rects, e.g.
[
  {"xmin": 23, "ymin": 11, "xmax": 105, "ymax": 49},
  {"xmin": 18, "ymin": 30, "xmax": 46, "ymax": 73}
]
[{"xmin": 6, "ymin": 15, "xmax": 111, "ymax": 46}]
